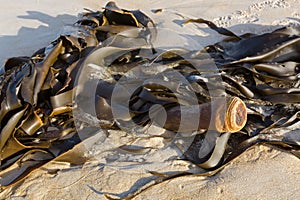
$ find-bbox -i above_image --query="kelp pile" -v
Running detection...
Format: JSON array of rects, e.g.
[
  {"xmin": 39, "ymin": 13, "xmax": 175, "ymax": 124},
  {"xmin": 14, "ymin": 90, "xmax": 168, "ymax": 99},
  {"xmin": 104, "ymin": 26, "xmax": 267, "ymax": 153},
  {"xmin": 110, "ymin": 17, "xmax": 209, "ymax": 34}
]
[
  {"xmin": 0, "ymin": 2, "xmax": 155, "ymax": 189},
  {"xmin": 0, "ymin": 1, "xmax": 300, "ymax": 196}
]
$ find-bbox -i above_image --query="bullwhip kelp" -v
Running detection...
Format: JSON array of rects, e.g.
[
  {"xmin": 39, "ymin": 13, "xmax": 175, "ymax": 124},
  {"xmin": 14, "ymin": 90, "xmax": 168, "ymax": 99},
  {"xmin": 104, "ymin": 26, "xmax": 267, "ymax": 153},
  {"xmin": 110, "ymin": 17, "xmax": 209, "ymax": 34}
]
[{"xmin": 0, "ymin": 1, "xmax": 299, "ymax": 197}]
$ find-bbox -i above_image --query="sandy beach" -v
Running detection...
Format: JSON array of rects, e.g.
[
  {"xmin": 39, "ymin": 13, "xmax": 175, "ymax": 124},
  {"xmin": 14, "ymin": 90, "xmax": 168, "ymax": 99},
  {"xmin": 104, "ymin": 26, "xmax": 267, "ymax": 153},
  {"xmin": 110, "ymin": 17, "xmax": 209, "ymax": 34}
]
[{"xmin": 0, "ymin": 0, "xmax": 299, "ymax": 199}]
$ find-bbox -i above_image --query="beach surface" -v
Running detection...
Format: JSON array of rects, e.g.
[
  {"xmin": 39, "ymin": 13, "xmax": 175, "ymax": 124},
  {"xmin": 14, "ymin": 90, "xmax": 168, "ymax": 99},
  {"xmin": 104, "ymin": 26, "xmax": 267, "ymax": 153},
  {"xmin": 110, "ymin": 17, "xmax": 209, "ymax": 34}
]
[{"xmin": 0, "ymin": 0, "xmax": 299, "ymax": 199}]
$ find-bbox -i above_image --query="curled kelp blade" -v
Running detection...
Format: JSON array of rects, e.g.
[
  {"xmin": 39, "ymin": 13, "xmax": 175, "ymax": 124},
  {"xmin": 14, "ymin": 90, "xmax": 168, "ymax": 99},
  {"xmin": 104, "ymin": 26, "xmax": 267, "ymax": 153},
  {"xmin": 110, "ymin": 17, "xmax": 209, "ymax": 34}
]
[
  {"xmin": 184, "ymin": 18, "xmax": 241, "ymax": 39},
  {"xmin": 97, "ymin": 1, "xmax": 157, "ymax": 48},
  {"xmin": 186, "ymin": 18, "xmax": 300, "ymax": 62},
  {"xmin": 3, "ymin": 57, "xmax": 30, "ymax": 72},
  {"xmin": 183, "ymin": 131, "xmax": 231, "ymax": 169},
  {"xmin": 0, "ymin": 150, "xmax": 53, "ymax": 187},
  {"xmin": 103, "ymin": 1, "xmax": 156, "ymax": 28},
  {"xmin": 0, "ymin": 2, "xmax": 157, "ymax": 189}
]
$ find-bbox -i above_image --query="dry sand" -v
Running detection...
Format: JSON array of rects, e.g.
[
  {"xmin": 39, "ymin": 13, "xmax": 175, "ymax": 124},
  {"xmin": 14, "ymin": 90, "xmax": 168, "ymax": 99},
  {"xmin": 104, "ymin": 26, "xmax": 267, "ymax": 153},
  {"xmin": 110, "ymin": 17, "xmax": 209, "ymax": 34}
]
[{"xmin": 0, "ymin": 0, "xmax": 299, "ymax": 199}]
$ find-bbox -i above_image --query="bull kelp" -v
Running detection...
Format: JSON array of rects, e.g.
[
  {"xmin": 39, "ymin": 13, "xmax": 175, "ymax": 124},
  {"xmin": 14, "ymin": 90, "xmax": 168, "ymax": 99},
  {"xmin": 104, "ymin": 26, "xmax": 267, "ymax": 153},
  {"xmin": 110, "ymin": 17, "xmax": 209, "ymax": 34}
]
[{"xmin": 0, "ymin": 1, "xmax": 299, "ymax": 198}]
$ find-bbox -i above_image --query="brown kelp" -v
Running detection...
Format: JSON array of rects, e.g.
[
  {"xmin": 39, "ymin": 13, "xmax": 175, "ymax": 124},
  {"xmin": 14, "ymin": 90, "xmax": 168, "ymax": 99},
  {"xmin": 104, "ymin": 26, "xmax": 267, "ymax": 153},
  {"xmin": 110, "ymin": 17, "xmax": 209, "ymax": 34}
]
[
  {"xmin": 0, "ymin": 1, "xmax": 299, "ymax": 197},
  {"xmin": 0, "ymin": 2, "xmax": 155, "ymax": 190}
]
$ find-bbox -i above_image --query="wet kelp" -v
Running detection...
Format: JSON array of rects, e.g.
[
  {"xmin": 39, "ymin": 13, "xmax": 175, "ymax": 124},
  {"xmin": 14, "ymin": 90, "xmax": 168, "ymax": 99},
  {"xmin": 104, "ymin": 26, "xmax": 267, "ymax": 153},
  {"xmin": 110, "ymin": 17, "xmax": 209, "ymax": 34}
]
[
  {"xmin": 0, "ymin": 2, "xmax": 155, "ymax": 189},
  {"xmin": 0, "ymin": 1, "xmax": 299, "ymax": 197}
]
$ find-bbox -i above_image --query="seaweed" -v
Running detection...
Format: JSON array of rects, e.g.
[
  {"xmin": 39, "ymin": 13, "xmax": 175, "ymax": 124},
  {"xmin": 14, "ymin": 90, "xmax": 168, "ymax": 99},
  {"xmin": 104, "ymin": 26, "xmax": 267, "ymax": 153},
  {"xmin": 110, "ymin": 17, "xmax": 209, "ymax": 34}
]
[{"xmin": 0, "ymin": 1, "xmax": 299, "ymax": 198}]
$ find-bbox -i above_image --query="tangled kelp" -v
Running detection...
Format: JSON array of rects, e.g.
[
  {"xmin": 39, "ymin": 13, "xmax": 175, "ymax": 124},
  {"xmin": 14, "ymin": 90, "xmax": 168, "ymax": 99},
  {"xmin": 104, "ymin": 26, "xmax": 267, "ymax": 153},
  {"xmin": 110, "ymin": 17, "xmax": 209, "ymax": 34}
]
[
  {"xmin": 0, "ymin": 2, "xmax": 156, "ymax": 189},
  {"xmin": 0, "ymin": 1, "xmax": 299, "ymax": 197}
]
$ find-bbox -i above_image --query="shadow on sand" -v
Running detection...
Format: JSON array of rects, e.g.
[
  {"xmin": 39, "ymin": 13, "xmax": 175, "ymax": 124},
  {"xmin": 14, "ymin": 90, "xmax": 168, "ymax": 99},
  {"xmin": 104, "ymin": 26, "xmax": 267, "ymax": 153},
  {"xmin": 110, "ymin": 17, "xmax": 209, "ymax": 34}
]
[{"xmin": 0, "ymin": 11, "xmax": 78, "ymax": 66}]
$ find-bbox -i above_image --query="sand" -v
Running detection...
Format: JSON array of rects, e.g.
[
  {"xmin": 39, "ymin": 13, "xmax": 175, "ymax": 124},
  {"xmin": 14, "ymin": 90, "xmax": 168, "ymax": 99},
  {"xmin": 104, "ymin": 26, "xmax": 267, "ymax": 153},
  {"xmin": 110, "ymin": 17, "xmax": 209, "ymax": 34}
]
[{"xmin": 0, "ymin": 0, "xmax": 299, "ymax": 199}]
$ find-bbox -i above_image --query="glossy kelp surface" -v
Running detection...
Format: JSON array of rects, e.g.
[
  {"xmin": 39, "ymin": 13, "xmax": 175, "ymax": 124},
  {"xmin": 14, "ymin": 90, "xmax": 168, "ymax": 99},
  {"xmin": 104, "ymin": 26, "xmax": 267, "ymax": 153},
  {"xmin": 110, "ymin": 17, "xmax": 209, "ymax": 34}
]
[{"xmin": 0, "ymin": 2, "xmax": 299, "ymax": 197}]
